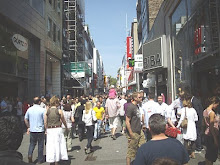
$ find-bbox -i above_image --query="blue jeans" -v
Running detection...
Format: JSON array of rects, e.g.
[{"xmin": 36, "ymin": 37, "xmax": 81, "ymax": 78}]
[
  {"xmin": 94, "ymin": 120, "xmax": 102, "ymax": 139},
  {"xmin": 28, "ymin": 132, "xmax": 44, "ymax": 162}
]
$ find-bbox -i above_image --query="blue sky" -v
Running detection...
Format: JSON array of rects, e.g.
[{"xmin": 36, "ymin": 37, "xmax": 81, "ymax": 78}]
[{"xmin": 85, "ymin": 0, "xmax": 137, "ymax": 78}]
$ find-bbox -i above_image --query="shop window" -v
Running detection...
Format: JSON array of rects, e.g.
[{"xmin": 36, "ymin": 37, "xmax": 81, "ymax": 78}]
[
  {"xmin": 171, "ymin": 0, "xmax": 190, "ymax": 91},
  {"xmin": 53, "ymin": 23, "xmax": 56, "ymax": 42},
  {"xmin": 47, "ymin": 18, "xmax": 52, "ymax": 38}
]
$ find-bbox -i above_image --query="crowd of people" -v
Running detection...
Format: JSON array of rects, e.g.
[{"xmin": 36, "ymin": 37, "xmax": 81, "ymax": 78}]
[{"xmin": 0, "ymin": 85, "xmax": 220, "ymax": 165}]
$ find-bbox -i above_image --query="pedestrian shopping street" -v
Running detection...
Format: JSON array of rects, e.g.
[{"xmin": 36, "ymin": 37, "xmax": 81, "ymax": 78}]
[{"xmin": 18, "ymin": 129, "xmax": 220, "ymax": 165}]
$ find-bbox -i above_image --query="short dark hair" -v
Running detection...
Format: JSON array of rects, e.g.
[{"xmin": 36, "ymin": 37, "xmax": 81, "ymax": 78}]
[
  {"xmin": 152, "ymin": 158, "xmax": 179, "ymax": 165},
  {"xmin": 0, "ymin": 116, "xmax": 23, "ymax": 151},
  {"xmin": 149, "ymin": 114, "xmax": 166, "ymax": 135},
  {"xmin": 33, "ymin": 97, "xmax": 41, "ymax": 104},
  {"xmin": 148, "ymin": 92, "xmax": 155, "ymax": 99}
]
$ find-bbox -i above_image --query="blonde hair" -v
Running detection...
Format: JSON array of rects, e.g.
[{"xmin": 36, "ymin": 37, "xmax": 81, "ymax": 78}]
[
  {"xmin": 183, "ymin": 99, "xmax": 192, "ymax": 108},
  {"xmin": 85, "ymin": 101, "xmax": 92, "ymax": 114},
  {"xmin": 50, "ymin": 96, "xmax": 60, "ymax": 107}
]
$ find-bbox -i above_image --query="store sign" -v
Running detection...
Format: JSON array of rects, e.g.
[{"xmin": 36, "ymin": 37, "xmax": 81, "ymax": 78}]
[
  {"xmin": 127, "ymin": 36, "xmax": 133, "ymax": 70},
  {"xmin": 71, "ymin": 72, "xmax": 85, "ymax": 79},
  {"xmin": 12, "ymin": 34, "xmax": 28, "ymax": 51},
  {"xmin": 194, "ymin": 25, "xmax": 205, "ymax": 55},
  {"xmin": 134, "ymin": 54, "xmax": 143, "ymax": 72},
  {"xmin": 143, "ymin": 36, "xmax": 167, "ymax": 70}
]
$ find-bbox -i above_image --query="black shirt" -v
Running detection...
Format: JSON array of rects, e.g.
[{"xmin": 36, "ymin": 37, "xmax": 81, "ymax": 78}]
[
  {"xmin": 0, "ymin": 150, "xmax": 33, "ymax": 165},
  {"xmin": 134, "ymin": 138, "xmax": 189, "ymax": 165},
  {"xmin": 126, "ymin": 103, "xmax": 142, "ymax": 134}
]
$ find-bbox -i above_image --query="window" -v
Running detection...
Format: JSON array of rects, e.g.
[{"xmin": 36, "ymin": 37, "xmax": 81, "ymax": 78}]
[
  {"xmin": 53, "ymin": 0, "xmax": 56, "ymax": 10},
  {"xmin": 57, "ymin": 0, "xmax": 61, "ymax": 15},
  {"xmin": 47, "ymin": 18, "xmax": 52, "ymax": 38},
  {"xmin": 53, "ymin": 23, "xmax": 56, "ymax": 42},
  {"xmin": 57, "ymin": 28, "xmax": 60, "ymax": 43}
]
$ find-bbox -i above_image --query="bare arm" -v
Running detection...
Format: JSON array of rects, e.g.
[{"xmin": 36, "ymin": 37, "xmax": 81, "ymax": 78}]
[
  {"xmin": 209, "ymin": 111, "xmax": 218, "ymax": 147},
  {"xmin": 59, "ymin": 110, "xmax": 67, "ymax": 128},
  {"xmin": 24, "ymin": 119, "xmax": 30, "ymax": 135},
  {"xmin": 167, "ymin": 118, "xmax": 176, "ymax": 128},
  {"xmin": 44, "ymin": 109, "xmax": 48, "ymax": 133},
  {"xmin": 126, "ymin": 116, "xmax": 134, "ymax": 138}
]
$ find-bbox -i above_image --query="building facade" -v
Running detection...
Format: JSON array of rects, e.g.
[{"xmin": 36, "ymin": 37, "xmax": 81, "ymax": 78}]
[
  {"xmin": 0, "ymin": 0, "xmax": 46, "ymax": 100},
  {"xmin": 45, "ymin": 0, "xmax": 63, "ymax": 97},
  {"xmin": 143, "ymin": 0, "xmax": 220, "ymax": 103}
]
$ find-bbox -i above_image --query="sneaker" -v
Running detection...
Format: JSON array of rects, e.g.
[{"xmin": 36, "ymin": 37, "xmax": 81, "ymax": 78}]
[
  {"xmin": 84, "ymin": 147, "xmax": 88, "ymax": 154},
  {"xmin": 112, "ymin": 135, "xmax": 116, "ymax": 140},
  {"xmin": 194, "ymin": 150, "xmax": 202, "ymax": 154}
]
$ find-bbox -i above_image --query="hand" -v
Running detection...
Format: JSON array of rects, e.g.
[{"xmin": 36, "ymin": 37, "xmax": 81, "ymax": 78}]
[
  {"xmin": 27, "ymin": 128, "xmax": 30, "ymax": 135},
  {"xmin": 142, "ymin": 125, "xmax": 147, "ymax": 130},
  {"xmin": 130, "ymin": 133, "xmax": 135, "ymax": 139},
  {"xmin": 45, "ymin": 130, "xmax": 47, "ymax": 135}
]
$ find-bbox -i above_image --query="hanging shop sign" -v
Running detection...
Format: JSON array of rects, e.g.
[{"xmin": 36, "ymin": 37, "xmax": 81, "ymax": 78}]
[
  {"xmin": 126, "ymin": 36, "xmax": 133, "ymax": 70},
  {"xmin": 143, "ymin": 35, "xmax": 167, "ymax": 71},
  {"xmin": 12, "ymin": 34, "xmax": 28, "ymax": 51},
  {"xmin": 134, "ymin": 54, "xmax": 143, "ymax": 72}
]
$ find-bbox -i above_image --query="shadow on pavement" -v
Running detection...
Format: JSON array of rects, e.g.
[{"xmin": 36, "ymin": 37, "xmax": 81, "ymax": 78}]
[
  {"xmin": 93, "ymin": 145, "xmax": 102, "ymax": 152},
  {"xmin": 60, "ymin": 155, "xmax": 75, "ymax": 165},
  {"xmin": 71, "ymin": 145, "xmax": 81, "ymax": 151}
]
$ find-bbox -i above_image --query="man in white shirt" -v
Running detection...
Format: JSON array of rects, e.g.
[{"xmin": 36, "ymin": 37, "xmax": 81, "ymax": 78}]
[
  {"xmin": 142, "ymin": 92, "xmax": 159, "ymax": 141},
  {"xmin": 156, "ymin": 95, "xmax": 168, "ymax": 117},
  {"xmin": 166, "ymin": 90, "xmax": 184, "ymax": 128}
]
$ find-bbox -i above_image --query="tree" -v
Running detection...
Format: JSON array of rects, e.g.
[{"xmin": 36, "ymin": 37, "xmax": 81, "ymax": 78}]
[{"xmin": 110, "ymin": 77, "xmax": 117, "ymax": 87}]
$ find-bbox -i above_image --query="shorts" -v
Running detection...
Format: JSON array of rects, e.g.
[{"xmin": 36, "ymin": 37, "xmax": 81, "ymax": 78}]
[
  {"xmin": 205, "ymin": 135, "xmax": 218, "ymax": 162},
  {"xmin": 119, "ymin": 116, "xmax": 126, "ymax": 128},
  {"xmin": 127, "ymin": 131, "xmax": 145, "ymax": 159},
  {"xmin": 109, "ymin": 116, "xmax": 119, "ymax": 129}
]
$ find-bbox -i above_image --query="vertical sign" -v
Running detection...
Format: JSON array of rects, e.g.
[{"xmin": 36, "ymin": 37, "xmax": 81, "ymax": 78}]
[{"xmin": 126, "ymin": 36, "xmax": 133, "ymax": 69}]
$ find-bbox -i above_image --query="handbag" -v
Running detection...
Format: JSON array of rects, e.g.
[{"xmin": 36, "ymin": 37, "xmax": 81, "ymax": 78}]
[
  {"xmin": 181, "ymin": 108, "xmax": 188, "ymax": 128},
  {"xmin": 165, "ymin": 127, "xmax": 180, "ymax": 138},
  {"xmin": 165, "ymin": 127, "xmax": 181, "ymax": 138}
]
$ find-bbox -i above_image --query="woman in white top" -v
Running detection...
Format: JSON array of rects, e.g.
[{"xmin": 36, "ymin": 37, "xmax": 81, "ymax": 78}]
[
  {"xmin": 82, "ymin": 101, "xmax": 97, "ymax": 154},
  {"xmin": 62, "ymin": 98, "xmax": 74, "ymax": 151},
  {"xmin": 177, "ymin": 99, "xmax": 198, "ymax": 159}
]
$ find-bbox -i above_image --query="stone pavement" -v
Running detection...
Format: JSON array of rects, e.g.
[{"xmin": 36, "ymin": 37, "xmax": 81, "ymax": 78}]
[{"xmin": 18, "ymin": 131, "xmax": 220, "ymax": 165}]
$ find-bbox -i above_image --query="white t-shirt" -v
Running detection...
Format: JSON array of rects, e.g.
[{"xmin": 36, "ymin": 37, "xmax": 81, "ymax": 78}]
[
  {"xmin": 157, "ymin": 102, "xmax": 168, "ymax": 116},
  {"xmin": 119, "ymin": 99, "xmax": 127, "ymax": 116},
  {"xmin": 142, "ymin": 100, "xmax": 159, "ymax": 128}
]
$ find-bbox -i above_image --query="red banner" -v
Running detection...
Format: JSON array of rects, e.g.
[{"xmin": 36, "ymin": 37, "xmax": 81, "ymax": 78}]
[{"xmin": 127, "ymin": 36, "xmax": 133, "ymax": 69}]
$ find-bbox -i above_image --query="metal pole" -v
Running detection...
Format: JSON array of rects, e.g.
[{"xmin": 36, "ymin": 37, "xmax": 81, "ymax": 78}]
[{"xmin": 137, "ymin": 72, "xmax": 140, "ymax": 91}]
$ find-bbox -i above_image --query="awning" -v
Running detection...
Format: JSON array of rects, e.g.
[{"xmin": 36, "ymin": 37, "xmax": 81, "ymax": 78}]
[{"xmin": 128, "ymin": 81, "xmax": 137, "ymax": 86}]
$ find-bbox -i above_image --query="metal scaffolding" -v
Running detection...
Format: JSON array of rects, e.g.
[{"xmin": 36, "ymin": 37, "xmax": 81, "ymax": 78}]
[{"xmin": 64, "ymin": 0, "xmax": 85, "ymax": 62}]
